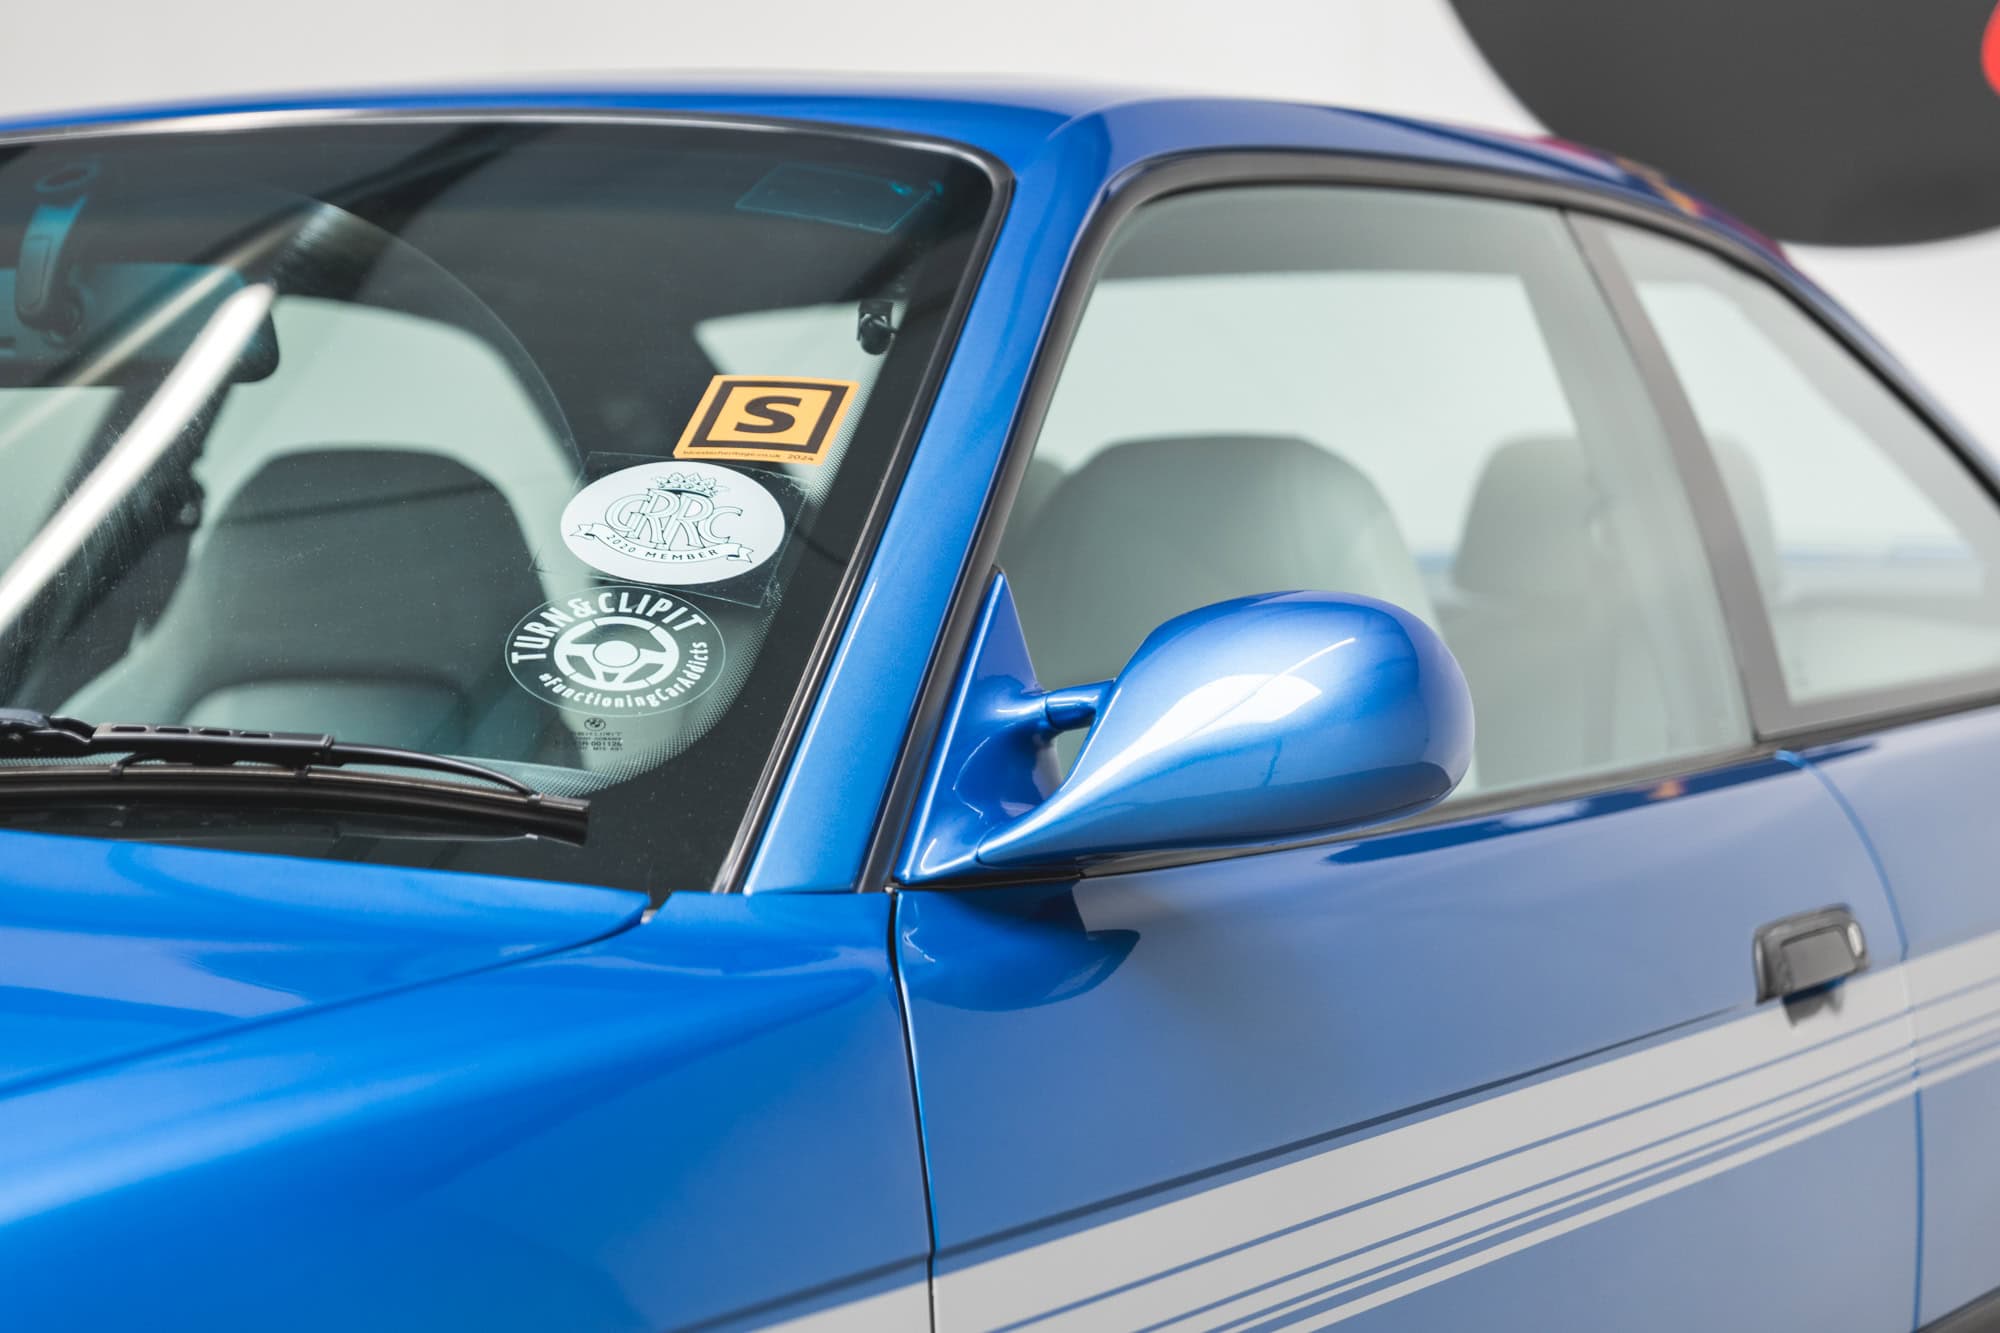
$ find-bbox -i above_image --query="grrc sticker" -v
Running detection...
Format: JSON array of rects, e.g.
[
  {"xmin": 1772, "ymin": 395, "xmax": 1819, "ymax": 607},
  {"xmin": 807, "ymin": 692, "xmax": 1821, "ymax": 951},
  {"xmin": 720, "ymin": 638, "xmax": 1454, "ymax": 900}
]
[
  {"xmin": 562, "ymin": 460, "xmax": 785, "ymax": 586},
  {"xmin": 505, "ymin": 586, "xmax": 724, "ymax": 716},
  {"xmin": 672, "ymin": 374, "xmax": 858, "ymax": 465}
]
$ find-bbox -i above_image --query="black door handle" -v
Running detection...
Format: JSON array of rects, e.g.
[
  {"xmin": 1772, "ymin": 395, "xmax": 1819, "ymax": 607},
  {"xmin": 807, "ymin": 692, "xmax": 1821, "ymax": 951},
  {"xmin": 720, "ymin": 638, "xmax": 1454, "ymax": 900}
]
[{"xmin": 1755, "ymin": 906, "xmax": 1868, "ymax": 1002}]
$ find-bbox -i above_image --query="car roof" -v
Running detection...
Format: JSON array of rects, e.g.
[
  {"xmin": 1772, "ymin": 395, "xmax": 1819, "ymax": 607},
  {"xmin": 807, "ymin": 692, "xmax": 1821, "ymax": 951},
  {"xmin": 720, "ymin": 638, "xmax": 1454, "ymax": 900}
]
[{"xmin": 0, "ymin": 74, "xmax": 1789, "ymax": 266}]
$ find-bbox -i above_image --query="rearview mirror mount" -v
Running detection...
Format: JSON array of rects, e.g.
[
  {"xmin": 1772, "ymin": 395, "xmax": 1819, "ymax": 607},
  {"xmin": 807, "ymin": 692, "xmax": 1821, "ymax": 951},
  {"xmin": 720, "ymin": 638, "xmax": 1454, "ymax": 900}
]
[{"xmin": 0, "ymin": 263, "xmax": 279, "ymax": 387}]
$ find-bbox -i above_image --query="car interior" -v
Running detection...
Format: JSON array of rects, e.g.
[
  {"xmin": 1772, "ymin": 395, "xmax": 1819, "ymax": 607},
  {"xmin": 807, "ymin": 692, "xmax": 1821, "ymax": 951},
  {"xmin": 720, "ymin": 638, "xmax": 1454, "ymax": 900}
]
[
  {"xmin": 58, "ymin": 446, "xmax": 577, "ymax": 766},
  {"xmin": 1003, "ymin": 429, "xmax": 1693, "ymax": 797},
  {"xmin": 0, "ymin": 125, "xmax": 962, "ymax": 788}
]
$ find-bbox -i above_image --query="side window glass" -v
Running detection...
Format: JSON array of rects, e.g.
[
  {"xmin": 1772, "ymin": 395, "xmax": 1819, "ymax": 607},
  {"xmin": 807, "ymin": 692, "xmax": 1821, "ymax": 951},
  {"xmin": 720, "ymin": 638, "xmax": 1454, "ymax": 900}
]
[
  {"xmin": 997, "ymin": 187, "xmax": 1749, "ymax": 797},
  {"xmin": 1606, "ymin": 223, "xmax": 2000, "ymax": 707}
]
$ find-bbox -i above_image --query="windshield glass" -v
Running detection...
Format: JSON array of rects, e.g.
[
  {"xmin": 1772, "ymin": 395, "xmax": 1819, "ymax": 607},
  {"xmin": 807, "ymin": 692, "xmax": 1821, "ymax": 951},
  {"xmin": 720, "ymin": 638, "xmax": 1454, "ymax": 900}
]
[{"xmin": 0, "ymin": 117, "xmax": 995, "ymax": 897}]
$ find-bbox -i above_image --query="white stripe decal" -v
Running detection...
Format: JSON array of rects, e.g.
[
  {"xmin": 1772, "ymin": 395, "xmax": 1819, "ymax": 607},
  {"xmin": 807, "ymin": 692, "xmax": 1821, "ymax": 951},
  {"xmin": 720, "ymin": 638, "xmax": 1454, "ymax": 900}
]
[
  {"xmin": 755, "ymin": 1279, "xmax": 929, "ymax": 1333},
  {"xmin": 1183, "ymin": 1062, "xmax": 1913, "ymax": 1330},
  {"xmin": 936, "ymin": 930, "xmax": 2000, "ymax": 1332},
  {"xmin": 1237, "ymin": 1042, "xmax": 2000, "ymax": 1333},
  {"xmin": 1906, "ymin": 929, "xmax": 2000, "ymax": 1001}
]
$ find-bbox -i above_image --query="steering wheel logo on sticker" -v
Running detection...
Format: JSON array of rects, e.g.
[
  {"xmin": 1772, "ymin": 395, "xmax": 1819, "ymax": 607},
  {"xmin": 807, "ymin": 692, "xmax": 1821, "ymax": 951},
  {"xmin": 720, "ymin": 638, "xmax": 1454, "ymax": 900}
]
[
  {"xmin": 505, "ymin": 586, "xmax": 725, "ymax": 715},
  {"xmin": 562, "ymin": 461, "xmax": 784, "ymax": 586}
]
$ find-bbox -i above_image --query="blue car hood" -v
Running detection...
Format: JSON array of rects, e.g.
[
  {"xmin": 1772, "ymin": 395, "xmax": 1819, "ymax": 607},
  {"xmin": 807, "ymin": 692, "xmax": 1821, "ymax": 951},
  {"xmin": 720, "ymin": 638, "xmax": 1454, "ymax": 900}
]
[{"xmin": 0, "ymin": 829, "xmax": 646, "ymax": 1096}]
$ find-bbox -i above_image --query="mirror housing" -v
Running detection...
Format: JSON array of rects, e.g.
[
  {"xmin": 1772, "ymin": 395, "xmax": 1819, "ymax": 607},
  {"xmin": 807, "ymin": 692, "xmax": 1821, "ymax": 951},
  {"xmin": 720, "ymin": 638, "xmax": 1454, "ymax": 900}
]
[{"xmin": 900, "ymin": 573, "xmax": 1473, "ymax": 881}]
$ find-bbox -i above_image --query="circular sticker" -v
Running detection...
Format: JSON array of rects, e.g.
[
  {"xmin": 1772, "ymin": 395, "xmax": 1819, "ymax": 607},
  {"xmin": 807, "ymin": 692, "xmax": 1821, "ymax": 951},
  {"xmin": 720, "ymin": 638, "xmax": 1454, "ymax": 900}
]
[
  {"xmin": 505, "ymin": 586, "xmax": 725, "ymax": 715},
  {"xmin": 561, "ymin": 461, "xmax": 785, "ymax": 586}
]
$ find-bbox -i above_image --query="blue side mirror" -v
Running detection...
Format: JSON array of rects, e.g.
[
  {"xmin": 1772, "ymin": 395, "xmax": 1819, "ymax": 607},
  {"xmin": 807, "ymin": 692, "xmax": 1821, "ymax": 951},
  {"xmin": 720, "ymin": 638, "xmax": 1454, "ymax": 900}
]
[{"xmin": 900, "ymin": 573, "xmax": 1474, "ymax": 881}]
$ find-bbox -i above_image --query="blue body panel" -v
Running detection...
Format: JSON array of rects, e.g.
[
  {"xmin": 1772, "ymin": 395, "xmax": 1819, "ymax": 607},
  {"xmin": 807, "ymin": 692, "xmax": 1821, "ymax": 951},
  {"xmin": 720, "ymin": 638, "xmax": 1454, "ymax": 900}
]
[
  {"xmin": 897, "ymin": 758, "xmax": 1917, "ymax": 1329},
  {"xmin": 0, "ymin": 891, "xmax": 928, "ymax": 1331},
  {"xmin": 0, "ymin": 828, "xmax": 643, "ymax": 1093},
  {"xmin": 1799, "ymin": 712, "xmax": 2000, "ymax": 1326}
]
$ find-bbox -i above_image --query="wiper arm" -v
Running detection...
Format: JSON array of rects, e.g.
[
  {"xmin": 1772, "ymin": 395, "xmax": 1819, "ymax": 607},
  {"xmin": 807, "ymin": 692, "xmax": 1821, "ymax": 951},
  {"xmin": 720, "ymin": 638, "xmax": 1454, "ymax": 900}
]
[
  {"xmin": 0, "ymin": 711, "xmax": 541, "ymax": 790},
  {"xmin": 0, "ymin": 710, "xmax": 588, "ymax": 841}
]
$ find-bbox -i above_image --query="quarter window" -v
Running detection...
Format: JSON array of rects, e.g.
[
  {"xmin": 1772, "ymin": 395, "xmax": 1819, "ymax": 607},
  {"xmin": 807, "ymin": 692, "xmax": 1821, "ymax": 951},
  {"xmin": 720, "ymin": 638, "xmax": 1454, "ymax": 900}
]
[
  {"xmin": 998, "ymin": 186, "xmax": 1749, "ymax": 797},
  {"xmin": 1606, "ymin": 223, "xmax": 2000, "ymax": 708}
]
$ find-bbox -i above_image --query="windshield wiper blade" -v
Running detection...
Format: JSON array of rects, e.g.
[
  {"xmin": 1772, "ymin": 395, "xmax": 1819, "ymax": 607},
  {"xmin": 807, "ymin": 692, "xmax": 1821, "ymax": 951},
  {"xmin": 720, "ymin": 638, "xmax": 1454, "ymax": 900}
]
[
  {"xmin": 0, "ymin": 710, "xmax": 540, "ymax": 789},
  {"xmin": 0, "ymin": 710, "xmax": 588, "ymax": 840}
]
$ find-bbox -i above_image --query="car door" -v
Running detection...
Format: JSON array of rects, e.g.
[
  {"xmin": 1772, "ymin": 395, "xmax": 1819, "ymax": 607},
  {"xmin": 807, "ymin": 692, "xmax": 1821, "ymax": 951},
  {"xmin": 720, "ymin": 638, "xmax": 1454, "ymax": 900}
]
[
  {"xmin": 1590, "ymin": 216, "xmax": 2000, "ymax": 1331},
  {"xmin": 892, "ymin": 177, "xmax": 1921, "ymax": 1331}
]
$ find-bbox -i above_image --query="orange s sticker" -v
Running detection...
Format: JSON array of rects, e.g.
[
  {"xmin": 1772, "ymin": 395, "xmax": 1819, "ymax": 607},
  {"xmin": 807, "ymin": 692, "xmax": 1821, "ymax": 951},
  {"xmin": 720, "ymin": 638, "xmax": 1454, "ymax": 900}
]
[{"xmin": 673, "ymin": 375, "xmax": 859, "ymax": 465}]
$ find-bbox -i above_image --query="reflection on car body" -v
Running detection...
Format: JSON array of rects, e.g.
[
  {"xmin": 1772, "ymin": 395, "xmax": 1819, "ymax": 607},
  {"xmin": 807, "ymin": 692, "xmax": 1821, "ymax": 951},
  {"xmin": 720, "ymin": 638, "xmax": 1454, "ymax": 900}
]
[{"xmin": 0, "ymin": 82, "xmax": 1991, "ymax": 1333}]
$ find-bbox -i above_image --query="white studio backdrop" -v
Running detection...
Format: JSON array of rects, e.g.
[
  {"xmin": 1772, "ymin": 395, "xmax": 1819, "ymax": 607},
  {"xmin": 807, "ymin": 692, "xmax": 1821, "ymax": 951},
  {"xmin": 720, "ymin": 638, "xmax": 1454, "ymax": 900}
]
[{"xmin": 2, "ymin": 0, "xmax": 1993, "ymax": 448}]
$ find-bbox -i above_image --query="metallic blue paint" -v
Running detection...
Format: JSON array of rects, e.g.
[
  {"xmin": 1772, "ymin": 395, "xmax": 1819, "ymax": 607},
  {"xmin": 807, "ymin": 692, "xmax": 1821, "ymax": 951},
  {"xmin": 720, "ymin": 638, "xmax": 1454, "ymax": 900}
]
[
  {"xmin": 900, "ymin": 572, "xmax": 1064, "ymax": 882},
  {"xmin": 0, "ymin": 79, "xmax": 1984, "ymax": 1329},
  {"xmin": 1798, "ymin": 714, "xmax": 2000, "ymax": 1326},
  {"xmin": 1319, "ymin": 1127, "xmax": 1914, "ymax": 1333},
  {"xmin": 978, "ymin": 589, "xmax": 1470, "ymax": 868},
  {"xmin": 0, "ymin": 890, "xmax": 928, "ymax": 1331},
  {"xmin": 902, "ymin": 576, "xmax": 1472, "ymax": 878},
  {"xmin": 0, "ymin": 828, "xmax": 643, "ymax": 1095},
  {"xmin": 898, "ymin": 755, "xmax": 1918, "ymax": 1330}
]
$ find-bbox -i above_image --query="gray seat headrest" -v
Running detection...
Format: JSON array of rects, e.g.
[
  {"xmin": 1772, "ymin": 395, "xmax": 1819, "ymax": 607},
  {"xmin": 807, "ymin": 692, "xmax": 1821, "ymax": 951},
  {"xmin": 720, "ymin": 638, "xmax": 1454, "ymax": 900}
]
[{"xmin": 1003, "ymin": 434, "xmax": 1437, "ymax": 691}]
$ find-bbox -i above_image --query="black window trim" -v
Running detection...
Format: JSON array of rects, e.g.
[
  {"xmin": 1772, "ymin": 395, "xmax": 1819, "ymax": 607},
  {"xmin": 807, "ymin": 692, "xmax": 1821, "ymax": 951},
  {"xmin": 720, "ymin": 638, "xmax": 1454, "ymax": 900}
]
[
  {"xmin": 869, "ymin": 147, "xmax": 2000, "ymax": 892},
  {"xmin": 1565, "ymin": 214, "xmax": 1792, "ymax": 736},
  {"xmin": 0, "ymin": 105, "xmax": 1014, "ymax": 896}
]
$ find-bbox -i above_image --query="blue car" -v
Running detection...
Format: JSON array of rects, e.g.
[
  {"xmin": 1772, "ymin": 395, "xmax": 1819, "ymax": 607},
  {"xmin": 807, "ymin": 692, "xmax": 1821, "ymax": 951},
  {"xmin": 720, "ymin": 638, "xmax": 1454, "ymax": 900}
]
[{"xmin": 0, "ymin": 79, "xmax": 1993, "ymax": 1332}]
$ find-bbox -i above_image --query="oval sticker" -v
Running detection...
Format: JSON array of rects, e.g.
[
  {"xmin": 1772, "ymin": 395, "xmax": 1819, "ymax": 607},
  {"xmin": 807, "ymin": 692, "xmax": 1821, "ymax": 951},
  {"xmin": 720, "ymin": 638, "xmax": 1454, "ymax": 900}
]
[
  {"xmin": 561, "ymin": 461, "xmax": 785, "ymax": 586},
  {"xmin": 505, "ymin": 586, "xmax": 725, "ymax": 716}
]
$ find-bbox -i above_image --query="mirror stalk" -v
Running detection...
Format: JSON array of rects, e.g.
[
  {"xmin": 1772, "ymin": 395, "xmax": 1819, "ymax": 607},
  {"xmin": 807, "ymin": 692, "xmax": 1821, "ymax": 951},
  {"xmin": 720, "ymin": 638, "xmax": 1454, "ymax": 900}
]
[{"xmin": 1041, "ymin": 682, "xmax": 1109, "ymax": 732}]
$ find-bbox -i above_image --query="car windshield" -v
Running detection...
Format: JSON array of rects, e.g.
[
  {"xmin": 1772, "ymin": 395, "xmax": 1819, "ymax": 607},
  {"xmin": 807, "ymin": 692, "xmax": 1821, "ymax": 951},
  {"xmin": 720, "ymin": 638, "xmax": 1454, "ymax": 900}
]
[{"xmin": 0, "ymin": 116, "xmax": 995, "ymax": 897}]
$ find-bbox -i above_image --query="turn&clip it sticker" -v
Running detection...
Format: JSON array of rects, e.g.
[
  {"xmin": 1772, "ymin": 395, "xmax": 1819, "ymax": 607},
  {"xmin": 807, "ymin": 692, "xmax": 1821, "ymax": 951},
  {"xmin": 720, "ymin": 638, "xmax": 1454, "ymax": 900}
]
[
  {"xmin": 562, "ymin": 460, "xmax": 784, "ymax": 587},
  {"xmin": 505, "ymin": 586, "xmax": 726, "ymax": 716}
]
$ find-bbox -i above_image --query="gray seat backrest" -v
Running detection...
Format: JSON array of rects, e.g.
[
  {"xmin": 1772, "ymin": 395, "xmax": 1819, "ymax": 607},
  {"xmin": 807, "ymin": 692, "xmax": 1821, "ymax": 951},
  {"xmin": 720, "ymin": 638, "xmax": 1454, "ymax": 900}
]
[
  {"xmin": 1001, "ymin": 433, "xmax": 1438, "ymax": 693},
  {"xmin": 65, "ymin": 447, "xmax": 553, "ymax": 758}
]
